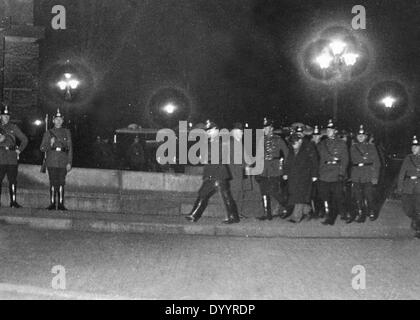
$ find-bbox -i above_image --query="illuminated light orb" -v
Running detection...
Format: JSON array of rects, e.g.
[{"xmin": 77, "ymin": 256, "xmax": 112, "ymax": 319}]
[
  {"xmin": 33, "ymin": 120, "xmax": 42, "ymax": 126},
  {"xmin": 57, "ymin": 81, "xmax": 67, "ymax": 90},
  {"xmin": 69, "ymin": 79, "xmax": 80, "ymax": 89},
  {"xmin": 329, "ymin": 40, "xmax": 347, "ymax": 56},
  {"xmin": 342, "ymin": 53, "xmax": 359, "ymax": 66},
  {"xmin": 315, "ymin": 52, "xmax": 333, "ymax": 69},
  {"xmin": 163, "ymin": 103, "xmax": 177, "ymax": 114},
  {"xmin": 381, "ymin": 96, "xmax": 396, "ymax": 108},
  {"xmin": 64, "ymin": 73, "xmax": 72, "ymax": 79}
]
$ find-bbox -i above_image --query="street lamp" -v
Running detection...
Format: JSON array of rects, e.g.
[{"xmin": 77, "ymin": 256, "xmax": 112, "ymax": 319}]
[
  {"xmin": 314, "ymin": 40, "xmax": 360, "ymax": 122},
  {"xmin": 380, "ymin": 95, "xmax": 397, "ymax": 150},
  {"xmin": 381, "ymin": 96, "xmax": 396, "ymax": 109},
  {"xmin": 57, "ymin": 73, "xmax": 80, "ymax": 101},
  {"xmin": 163, "ymin": 103, "xmax": 177, "ymax": 115}
]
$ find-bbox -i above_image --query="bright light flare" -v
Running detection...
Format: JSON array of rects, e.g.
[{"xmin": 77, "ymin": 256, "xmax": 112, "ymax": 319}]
[
  {"xmin": 33, "ymin": 120, "xmax": 42, "ymax": 126},
  {"xmin": 57, "ymin": 81, "xmax": 67, "ymax": 90},
  {"xmin": 69, "ymin": 79, "xmax": 80, "ymax": 89},
  {"xmin": 315, "ymin": 53, "xmax": 333, "ymax": 69},
  {"xmin": 381, "ymin": 96, "xmax": 396, "ymax": 108},
  {"xmin": 64, "ymin": 73, "xmax": 72, "ymax": 79},
  {"xmin": 163, "ymin": 103, "xmax": 177, "ymax": 114},
  {"xmin": 329, "ymin": 40, "xmax": 346, "ymax": 56},
  {"xmin": 342, "ymin": 53, "xmax": 359, "ymax": 66}
]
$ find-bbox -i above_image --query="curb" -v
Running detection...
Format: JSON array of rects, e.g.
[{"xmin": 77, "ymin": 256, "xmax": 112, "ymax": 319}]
[{"xmin": 0, "ymin": 208, "xmax": 414, "ymax": 239}]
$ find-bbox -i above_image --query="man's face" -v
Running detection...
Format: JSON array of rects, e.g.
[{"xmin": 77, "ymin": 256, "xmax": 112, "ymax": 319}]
[
  {"xmin": 412, "ymin": 145, "xmax": 420, "ymax": 155},
  {"xmin": 312, "ymin": 134, "xmax": 321, "ymax": 144},
  {"xmin": 326, "ymin": 128, "xmax": 335, "ymax": 138},
  {"xmin": 53, "ymin": 117, "xmax": 64, "ymax": 128},
  {"xmin": 263, "ymin": 125, "xmax": 273, "ymax": 136},
  {"xmin": 206, "ymin": 128, "xmax": 219, "ymax": 140},
  {"xmin": 292, "ymin": 139, "xmax": 303, "ymax": 150},
  {"xmin": 357, "ymin": 134, "xmax": 367, "ymax": 143},
  {"xmin": 232, "ymin": 128, "xmax": 243, "ymax": 141},
  {"xmin": 1, "ymin": 115, "xmax": 10, "ymax": 124}
]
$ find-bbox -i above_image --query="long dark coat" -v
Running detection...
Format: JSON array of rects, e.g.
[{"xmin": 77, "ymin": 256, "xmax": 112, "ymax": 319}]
[{"xmin": 284, "ymin": 140, "xmax": 319, "ymax": 205}]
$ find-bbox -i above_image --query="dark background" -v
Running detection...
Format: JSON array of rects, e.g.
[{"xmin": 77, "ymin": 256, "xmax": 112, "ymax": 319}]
[{"xmin": 33, "ymin": 0, "xmax": 420, "ymax": 153}]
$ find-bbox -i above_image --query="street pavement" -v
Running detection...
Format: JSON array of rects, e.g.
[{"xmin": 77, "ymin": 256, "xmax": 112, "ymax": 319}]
[{"xmin": 0, "ymin": 224, "xmax": 419, "ymax": 300}]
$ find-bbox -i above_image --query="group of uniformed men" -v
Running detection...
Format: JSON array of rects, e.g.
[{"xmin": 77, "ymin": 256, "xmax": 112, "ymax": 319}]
[
  {"xmin": 186, "ymin": 117, "xmax": 386, "ymax": 228},
  {"xmin": 1, "ymin": 102, "xmax": 419, "ymax": 238},
  {"xmin": 0, "ymin": 104, "xmax": 72, "ymax": 211}
]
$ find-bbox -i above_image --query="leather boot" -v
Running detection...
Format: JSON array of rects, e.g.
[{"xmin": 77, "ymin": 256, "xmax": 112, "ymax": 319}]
[
  {"xmin": 366, "ymin": 199, "xmax": 376, "ymax": 221},
  {"xmin": 221, "ymin": 188, "xmax": 240, "ymax": 224},
  {"xmin": 355, "ymin": 201, "xmax": 366, "ymax": 223},
  {"xmin": 321, "ymin": 201, "xmax": 335, "ymax": 225},
  {"xmin": 185, "ymin": 198, "xmax": 208, "ymax": 222},
  {"xmin": 9, "ymin": 184, "xmax": 21, "ymax": 208},
  {"xmin": 57, "ymin": 185, "xmax": 67, "ymax": 211},
  {"xmin": 47, "ymin": 186, "xmax": 57, "ymax": 210},
  {"xmin": 257, "ymin": 195, "xmax": 272, "ymax": 221}
]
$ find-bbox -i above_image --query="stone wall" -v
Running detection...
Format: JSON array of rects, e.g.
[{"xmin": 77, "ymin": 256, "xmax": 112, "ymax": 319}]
[{"xmin": 0, "ymin": 0, "xmax": 44, "ymax": 120}]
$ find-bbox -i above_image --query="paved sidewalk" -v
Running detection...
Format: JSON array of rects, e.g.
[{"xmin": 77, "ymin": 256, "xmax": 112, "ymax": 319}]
[{"xmin": 0, "ymin": 199, "xmax": 413, "ymax": 238}]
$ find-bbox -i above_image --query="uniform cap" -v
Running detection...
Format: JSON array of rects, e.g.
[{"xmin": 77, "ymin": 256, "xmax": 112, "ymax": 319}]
[
  {"xmin": 53, "ymin": 108, "xmax": 63, "ymax": 119},
  {"xmin": 0, "ymin": 104, "xmax": 10, "ymax": 116},
  {"xmin": 204, "ymin": 119, "xmax": 218, "ymax": 130},
  {"xmin": 313, "ymin": 125, "xmax": 320, "ymax": 135},
  {"xmin": 358, "ymin": 125, "xmax": 366, "ymax": 135},
  {"xmin": 413, "ymin": 135, "xmax": 419, "ymax": 146},
  {"xmin": 232, "ymin": 122, "xmax": 243, "ymax": 130},
  {"xmin": 327, "ymin": 119, "xmax": 335, "ymax": 129}
]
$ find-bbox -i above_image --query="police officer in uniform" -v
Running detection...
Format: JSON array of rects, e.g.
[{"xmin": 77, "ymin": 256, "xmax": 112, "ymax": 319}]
[
  {"xmin": 350, "ymin": 125, "xmax": 381, "ymax": 222},
  {"xmin": 0, "ymin": 104, "xmax": 28, "ymax": 208},
  {"xmin": 186, "ymin": 120, "xmax": 240, "ymax": 224},
  {"xmin": 255, "ymin": 117, "xmax": 289, "ymax": 220},
  {"xmin": 127, "ymin": 135, "xmax": 145, "ymax": 171},
  {"xmin": 40, "ymin": 109, "xmax": 73, "ymax": 210},
  {"xmin": 397, "ymin": 135, "xmax": 420, "ymax": 238},
  {"xmin": 317, "ymin": 119, "xmax": 349, "ymax": 225},
  {"xmin": 309, "ymin": 125, "xmax": 323, "ymax": 218}
]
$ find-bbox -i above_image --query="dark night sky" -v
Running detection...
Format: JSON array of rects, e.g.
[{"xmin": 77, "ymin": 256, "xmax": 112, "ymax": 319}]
[{"xmin": 34, "ymin": 0, "xmax": 420, "ymax": 144}]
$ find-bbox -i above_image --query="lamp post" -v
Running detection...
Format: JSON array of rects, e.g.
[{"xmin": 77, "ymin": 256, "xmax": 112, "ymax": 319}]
[
  {"xmin": 380, "ymin": 95, "xmax": 396, "ymax": 150},
  {"xmin": 314, "ymin": 40, "xmax": 360, "ymax": 122},
  {"xmin": 57, "ymin": 73, "xmax": 80, "ymax": 101},
  {"xmin": 56, "ymin": 72, "xmax": 80, "ymax": 133}
]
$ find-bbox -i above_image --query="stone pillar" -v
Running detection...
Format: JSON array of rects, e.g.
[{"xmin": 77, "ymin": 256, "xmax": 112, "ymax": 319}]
[{"xmin": 0, "ymin": 0, "xmax": 44, "ymax": 120}]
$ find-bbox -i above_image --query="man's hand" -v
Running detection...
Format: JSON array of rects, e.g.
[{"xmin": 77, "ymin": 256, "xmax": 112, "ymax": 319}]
[
  {"xmin": 312, "ymin": 177, "xmax": 318, "ymax": 182},
  {"xmin": 371, "ymin": 178, "xmax": 378, "ymax": 185},
  {"xmin": 66, "ymin": 164, "xmax": 72, "ymax": 172},
  {"xmin": 0, "ymin": 134, "xmax": 5, "ymax": 143},
  {"xmin": 283, "ymin": 175, "xmax": 288, "ymax": 180},
  {"xmin": 50, "ymin": 137, "xmax": 55, "ymax": 147}
]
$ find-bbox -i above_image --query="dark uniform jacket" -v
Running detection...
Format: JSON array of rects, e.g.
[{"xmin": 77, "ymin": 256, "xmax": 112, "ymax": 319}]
[
  {"xmin": 202, "ymin": 138, "xmax": 231, "ymax": 181},
  {"xmin": 40, "ymin": 128, "xmax": 73, "ymax": 168},
  {"xmin": 127, "ymin": 142, "xmax": 145, "ymax": 168},
  {"xmin": 317, "ymin": 137, "xmax": 349, "ymax": 182},
  {"xmin": 350, "ymin": 142, "xmax": 380, "ymax": 183},
  {"xmin": 258, "ymin": 133, "xmax": 289, "ymax": 177},
  {"xmin": 0, "ymin": 123, "xmax": 28, "ymax": 165},
  {"xmin": 397, "ymin": 154, "xmax": 420, "ymax": 194}
]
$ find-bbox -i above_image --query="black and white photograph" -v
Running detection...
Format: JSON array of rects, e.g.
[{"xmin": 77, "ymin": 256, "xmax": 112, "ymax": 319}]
[{"xmin": 0, "ymin": 0, "xmax": 419, "ymax": 304}]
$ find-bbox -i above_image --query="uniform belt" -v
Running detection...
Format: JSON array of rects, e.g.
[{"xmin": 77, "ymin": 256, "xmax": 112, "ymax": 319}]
[
  {"xmin": 52, "ymin": 147, "xmax": 68, "ymax": 152},
  {"xmin": 352, "ymin": 162, "xmax": 373, "ymax": 167},
  {"xmin": 325, "ymin": 160, "xmax": 341, "ymax": 165},
  {"xmin": 405, "ymin": 176, "xmax": 420, "ymax": 180},
  {"xmin": 0, "ymin": 146, "xmax": 16, "ymax": 151}
]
